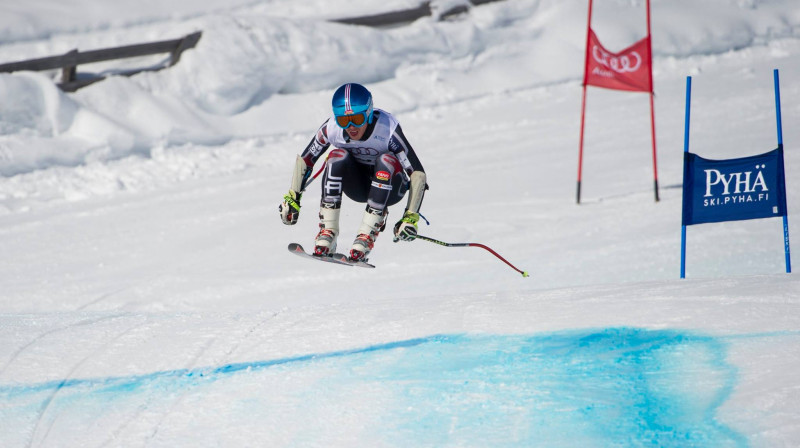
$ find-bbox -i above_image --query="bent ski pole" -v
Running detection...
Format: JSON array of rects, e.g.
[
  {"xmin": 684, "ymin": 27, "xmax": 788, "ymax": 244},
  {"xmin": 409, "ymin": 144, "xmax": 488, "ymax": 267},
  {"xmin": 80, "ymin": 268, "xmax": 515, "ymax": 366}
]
[
  {"xmin": 301, "ymin": 158, "xmax": 328, "ymax": 193},
  {"xmin": 415, "ymin": 234, "xmax": 530, "ymax": 278}
]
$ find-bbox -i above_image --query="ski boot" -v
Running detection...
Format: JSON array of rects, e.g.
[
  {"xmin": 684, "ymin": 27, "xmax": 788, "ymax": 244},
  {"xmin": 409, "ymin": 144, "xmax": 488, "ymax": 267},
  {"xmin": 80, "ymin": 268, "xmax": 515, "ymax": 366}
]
[
  {"xmin": 314, "ymin": 205, "xmax": 340, "ymax": 257},
  {"xmin": 350, "ymin": 206, "xmax": 387, "ymax": 262}
]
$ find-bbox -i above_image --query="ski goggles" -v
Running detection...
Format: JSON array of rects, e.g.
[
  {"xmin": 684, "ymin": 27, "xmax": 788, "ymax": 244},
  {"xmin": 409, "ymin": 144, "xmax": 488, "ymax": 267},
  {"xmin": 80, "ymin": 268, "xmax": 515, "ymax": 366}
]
[{"xmin": 334, "ymin": 112, "xmax": 368, "ymax": 129}]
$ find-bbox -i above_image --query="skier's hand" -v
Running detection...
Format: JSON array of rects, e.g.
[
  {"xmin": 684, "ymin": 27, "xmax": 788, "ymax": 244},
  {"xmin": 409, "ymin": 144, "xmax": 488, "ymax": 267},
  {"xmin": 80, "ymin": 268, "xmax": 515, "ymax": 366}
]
[
  {"xmin": 279, "ymin": 190, "xmax": 301, "ymax": 225},
  {"xmin": 393, "ymin": 211, "xmax": 419, "ymax": 242}
]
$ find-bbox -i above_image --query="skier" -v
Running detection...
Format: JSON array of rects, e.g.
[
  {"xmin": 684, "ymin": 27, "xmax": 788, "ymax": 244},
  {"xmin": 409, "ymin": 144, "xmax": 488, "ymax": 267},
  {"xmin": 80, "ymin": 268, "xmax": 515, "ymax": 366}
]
[{"xmin": 279, "ymin": 83, "xmax": 427, "ymax": 262}]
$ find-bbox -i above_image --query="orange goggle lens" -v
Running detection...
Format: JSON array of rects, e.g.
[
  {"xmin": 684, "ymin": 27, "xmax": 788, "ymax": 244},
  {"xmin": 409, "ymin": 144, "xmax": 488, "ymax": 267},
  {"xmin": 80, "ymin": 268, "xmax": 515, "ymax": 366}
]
[{"xmin": 335, "ymin": 113, "xmax": 367, "ymax": 128}]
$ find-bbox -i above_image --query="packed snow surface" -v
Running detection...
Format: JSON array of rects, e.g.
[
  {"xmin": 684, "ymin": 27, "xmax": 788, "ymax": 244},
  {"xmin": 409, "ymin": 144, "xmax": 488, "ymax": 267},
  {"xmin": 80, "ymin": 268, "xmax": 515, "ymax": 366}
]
[{"xmin": 1, "ymin": 0, "xmax": 800, "ymax": 446}]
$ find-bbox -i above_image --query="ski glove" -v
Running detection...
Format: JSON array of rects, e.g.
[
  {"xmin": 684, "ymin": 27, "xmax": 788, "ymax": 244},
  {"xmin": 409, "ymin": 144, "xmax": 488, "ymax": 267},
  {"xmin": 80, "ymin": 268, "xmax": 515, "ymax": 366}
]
[
  {"xmin": 393, "ymin": 211, "xmax": 419, "ymax": 242},
  {"xmin": 279, "ymin": 190, "xmax": 301, "ymax": 225}
]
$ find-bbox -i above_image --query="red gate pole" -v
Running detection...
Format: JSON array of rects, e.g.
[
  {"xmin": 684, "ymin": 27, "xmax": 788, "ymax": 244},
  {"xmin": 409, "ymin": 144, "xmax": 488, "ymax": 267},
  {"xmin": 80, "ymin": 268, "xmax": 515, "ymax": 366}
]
[
  {"xmin": 577, "ymin": 0, "xmax": 595, "ymax": 204},
  {"xmin": 649, "ymin": 93, "xmax": 659, "ymax": 202},
  {"xmin": 577, "ymin": 86, "xmax": 588, "ymax": 204},
  {"xmin": 646, "ymin": 0, "xmax": 660, "ymax": 202}
]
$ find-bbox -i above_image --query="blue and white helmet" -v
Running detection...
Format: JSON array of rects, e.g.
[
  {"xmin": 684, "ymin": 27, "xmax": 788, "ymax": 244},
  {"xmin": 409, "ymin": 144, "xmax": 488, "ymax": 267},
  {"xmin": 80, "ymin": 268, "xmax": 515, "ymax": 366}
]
[{"xmin": 331, "ymin": 83, "xmax": 374, "ymax": 128}]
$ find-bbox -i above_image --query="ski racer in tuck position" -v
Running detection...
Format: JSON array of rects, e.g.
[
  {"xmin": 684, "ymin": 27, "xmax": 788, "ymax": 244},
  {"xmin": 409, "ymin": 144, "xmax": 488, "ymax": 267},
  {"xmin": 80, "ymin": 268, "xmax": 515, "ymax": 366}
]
[{"xmin": 279, "ymin": 83, "xmax": 427, "ymax": 262}]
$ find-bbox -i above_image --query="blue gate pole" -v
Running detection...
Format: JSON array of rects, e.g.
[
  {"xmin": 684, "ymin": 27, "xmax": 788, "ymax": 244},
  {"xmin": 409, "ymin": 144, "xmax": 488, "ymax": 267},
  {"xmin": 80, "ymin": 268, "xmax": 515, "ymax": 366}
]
[
  {"xmin": 681, "ymin": 76, "xmax": 692, "ymax": 279},
  {"xmin": 774, "ymin": 69, "xmax": 792, "ymax": 273}
]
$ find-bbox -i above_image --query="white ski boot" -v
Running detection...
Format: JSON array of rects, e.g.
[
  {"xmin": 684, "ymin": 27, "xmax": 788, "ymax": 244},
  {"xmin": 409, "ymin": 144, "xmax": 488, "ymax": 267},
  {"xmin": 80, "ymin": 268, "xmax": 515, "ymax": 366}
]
[
  {"xmin": 350, "ymin": 206, "xmax": 387, "ymax": 262},
  {"xmin": 314, "ymin": 205, "xmax": 340, "ymax": 256}
]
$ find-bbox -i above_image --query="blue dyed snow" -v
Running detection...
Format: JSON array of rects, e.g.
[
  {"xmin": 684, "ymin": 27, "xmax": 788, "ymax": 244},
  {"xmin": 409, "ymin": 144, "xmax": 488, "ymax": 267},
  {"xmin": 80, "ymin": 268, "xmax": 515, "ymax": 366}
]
[{"xmin": 0, "ymin": 328, "xmax": 747, "ymax": 446}]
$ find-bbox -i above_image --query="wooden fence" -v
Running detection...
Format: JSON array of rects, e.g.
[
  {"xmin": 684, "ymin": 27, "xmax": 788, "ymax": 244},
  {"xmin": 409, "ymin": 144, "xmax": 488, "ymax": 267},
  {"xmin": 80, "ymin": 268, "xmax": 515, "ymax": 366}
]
[
  {"xmin": 0, "ymin": 0, "xmax": 505, "ymax": 92},
  {"xmin": 0, "ymin": 31, "xmax": 202, "ymax": 92},
  {"xmin": 333, "ymin": 0, "xmax": 504, "ymax": 27}
]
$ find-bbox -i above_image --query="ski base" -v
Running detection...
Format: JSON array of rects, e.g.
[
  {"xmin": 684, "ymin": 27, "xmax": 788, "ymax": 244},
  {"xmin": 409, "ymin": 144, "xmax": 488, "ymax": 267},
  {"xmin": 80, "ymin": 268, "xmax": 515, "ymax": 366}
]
[{"xmin": 288, "ymin": 243, "xmax": 375, "ymax": 268}]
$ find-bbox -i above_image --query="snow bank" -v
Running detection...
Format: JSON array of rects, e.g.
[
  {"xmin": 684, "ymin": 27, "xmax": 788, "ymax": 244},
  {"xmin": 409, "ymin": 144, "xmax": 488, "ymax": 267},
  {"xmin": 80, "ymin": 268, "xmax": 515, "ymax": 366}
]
[
  {"xmin": 0, "ymin": 72, "xmax": 75, "ymax": 136},
  {"xmin": 0, "ymin": 0, "xmax": 422, "ymax": 44},
  {"xmin": 1, "ymin": 0, "xmax": 798, "ymax": 177}
]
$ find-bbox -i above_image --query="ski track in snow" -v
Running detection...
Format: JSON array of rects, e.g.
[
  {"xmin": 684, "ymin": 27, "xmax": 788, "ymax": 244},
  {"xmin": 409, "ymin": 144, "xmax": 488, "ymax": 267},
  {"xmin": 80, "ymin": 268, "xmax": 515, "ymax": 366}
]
[{"xmin": 27, "ymin": 317, "xmax": 149, "ymax": 447}]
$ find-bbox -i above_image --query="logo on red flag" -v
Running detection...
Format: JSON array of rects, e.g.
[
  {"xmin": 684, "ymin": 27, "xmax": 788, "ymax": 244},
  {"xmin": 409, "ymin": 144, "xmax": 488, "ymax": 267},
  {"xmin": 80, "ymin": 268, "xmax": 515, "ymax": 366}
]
[{"xmin": 584, "ymin": 29, "xmax": 652, "ymax": 93}]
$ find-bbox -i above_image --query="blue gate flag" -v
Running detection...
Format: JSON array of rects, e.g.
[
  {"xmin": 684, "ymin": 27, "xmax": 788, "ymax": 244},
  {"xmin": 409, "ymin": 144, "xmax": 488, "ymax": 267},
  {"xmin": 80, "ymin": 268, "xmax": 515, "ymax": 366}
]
[{"xmin": 682, "ymin": 147, "xmax": 787, "ymax": 226}]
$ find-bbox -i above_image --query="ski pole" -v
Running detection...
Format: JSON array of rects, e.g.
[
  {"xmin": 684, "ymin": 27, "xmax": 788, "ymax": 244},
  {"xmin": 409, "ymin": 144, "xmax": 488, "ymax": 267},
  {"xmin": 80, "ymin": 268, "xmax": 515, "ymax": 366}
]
[
  {"xmin": 414, "ymin": 234, "xmax": 530, "ymax": 278},
  {"xmin": 301, "ymin": 158, "xmax": 328, "ymax": 192}
]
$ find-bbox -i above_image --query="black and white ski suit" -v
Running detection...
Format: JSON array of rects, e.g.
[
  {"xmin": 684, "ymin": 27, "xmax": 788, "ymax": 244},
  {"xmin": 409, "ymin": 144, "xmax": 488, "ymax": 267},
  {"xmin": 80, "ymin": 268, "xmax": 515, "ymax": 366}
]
[{"xmin": 299, "ymin": 108, "xmax": 426, "ymax": 212}]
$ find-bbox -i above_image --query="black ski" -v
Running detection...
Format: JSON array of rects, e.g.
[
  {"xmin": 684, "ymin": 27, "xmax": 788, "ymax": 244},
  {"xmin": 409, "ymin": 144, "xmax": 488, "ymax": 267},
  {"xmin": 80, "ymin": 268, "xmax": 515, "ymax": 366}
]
[{"xmin": 288, "ymin": 243, "xmax": 375, "ymax": 268}]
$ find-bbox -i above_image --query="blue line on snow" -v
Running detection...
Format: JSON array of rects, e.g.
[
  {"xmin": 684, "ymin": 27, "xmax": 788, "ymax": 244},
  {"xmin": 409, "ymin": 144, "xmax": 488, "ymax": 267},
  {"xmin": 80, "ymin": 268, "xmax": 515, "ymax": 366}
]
[
  {"xmin": 0, "ymin": 335, "xmax": 436, "ymax": 396},
  {"xmin": 0, "ymin": 328, "xmax": 757, "ymax": 446}
]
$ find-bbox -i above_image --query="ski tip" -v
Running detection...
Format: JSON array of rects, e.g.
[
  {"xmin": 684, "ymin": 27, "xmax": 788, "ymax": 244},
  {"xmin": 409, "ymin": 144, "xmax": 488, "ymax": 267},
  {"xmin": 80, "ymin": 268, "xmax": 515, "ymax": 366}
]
[{"xmin": 521, "ymin": 271, "xmax": 530, "ymax": 278}]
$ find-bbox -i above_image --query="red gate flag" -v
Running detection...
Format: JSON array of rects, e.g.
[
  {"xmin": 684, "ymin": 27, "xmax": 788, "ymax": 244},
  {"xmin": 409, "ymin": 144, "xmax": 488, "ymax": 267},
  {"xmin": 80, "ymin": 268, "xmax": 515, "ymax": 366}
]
[
  {"xmin": 583, "ymin": 29, "xmax": 652, "ymax": 93},
  {"xmin": 576, "ymin": 0, "xmax": 659, "ymax": 204}
]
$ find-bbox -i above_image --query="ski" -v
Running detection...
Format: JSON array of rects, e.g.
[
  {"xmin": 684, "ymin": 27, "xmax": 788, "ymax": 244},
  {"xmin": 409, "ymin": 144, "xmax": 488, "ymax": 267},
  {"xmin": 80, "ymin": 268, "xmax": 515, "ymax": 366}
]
[
  {"xmin": 287, "ymin": 243, "xmax": 375, "ymax": 269},
  {"xmin": 329, "ymin": 252, "xmax": 376, "ymax": 269}
]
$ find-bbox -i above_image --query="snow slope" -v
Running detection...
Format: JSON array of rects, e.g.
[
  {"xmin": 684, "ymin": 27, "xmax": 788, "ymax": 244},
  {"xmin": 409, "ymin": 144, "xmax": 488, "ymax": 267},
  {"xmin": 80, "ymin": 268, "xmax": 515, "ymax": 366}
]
[{"xmin": 1, "ymin": 0, "xmax": 800, "ymax": 446}]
